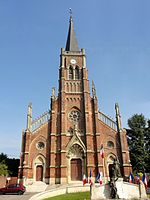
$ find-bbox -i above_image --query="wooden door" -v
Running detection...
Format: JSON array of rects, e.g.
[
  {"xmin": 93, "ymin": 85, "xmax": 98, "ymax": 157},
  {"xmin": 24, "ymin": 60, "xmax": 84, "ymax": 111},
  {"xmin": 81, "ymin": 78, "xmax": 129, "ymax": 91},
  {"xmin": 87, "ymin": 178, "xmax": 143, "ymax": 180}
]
[
  {"xmin": 36, "ymin": 165, "xmax": 43, "ymax": 181},
  {"xmin": 71, "ymin": 159, "xmax": 82, "ymax": 180}
]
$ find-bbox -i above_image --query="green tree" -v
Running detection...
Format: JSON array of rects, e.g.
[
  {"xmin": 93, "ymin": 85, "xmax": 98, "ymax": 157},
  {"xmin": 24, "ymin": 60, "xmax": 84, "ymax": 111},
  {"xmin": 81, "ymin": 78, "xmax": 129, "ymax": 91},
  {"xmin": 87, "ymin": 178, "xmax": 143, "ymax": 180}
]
[
  {"xmin": 0, "ymin": 153, "xmax": 9, "ymax": 176},
  {"xmin": 127, "ymin": 114, "xmax": 150, "ymax": 172},
  {"xmin": 7, "ymin": 158, "xmax": 20, "ymax": 176},
  {"xmin": 0, "ymin": 153, "xmax": 20, "ymax": 176},
  {"xmin": 145, "ymin": 120, "xmax": 150, "ymax": 170},
  {"xmin": 0, "ymin": 161, "xmax": 9, "ymax": 176},
  {"xmin": 0, "ymin": 153, "xmax": 8, "ymax": 162}
]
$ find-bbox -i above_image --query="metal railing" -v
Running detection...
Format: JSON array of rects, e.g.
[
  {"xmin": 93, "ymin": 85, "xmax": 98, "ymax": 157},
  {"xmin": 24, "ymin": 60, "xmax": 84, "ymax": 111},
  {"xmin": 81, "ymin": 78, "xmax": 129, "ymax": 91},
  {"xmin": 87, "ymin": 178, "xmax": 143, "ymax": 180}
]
[
  {"xmin": 31, "ymin": 111, "xmax": 50, "ymax": 132},
  {"xmin": 98, "ymin": 111, "xmax": 117, "ymax": 131}
]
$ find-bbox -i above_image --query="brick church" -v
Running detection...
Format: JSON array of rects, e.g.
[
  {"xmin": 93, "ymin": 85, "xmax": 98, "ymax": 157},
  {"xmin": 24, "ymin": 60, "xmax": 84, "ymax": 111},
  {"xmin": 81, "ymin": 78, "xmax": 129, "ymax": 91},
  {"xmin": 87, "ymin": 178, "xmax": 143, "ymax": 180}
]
[{"xmin": 19, "ymin": 15, "xmax": 132, "ymax": 185}]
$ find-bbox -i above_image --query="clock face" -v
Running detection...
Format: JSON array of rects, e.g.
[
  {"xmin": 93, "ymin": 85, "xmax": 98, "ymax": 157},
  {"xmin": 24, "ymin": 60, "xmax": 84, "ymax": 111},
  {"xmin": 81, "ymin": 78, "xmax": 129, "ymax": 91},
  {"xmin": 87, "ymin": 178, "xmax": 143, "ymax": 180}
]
[
  {"xmin": 70, "ymin": 59, "xmax": 76, "ymax": 64},
  {"xmin": 68, "ymin": 110, "xmax": 80, "ymax": 123}
]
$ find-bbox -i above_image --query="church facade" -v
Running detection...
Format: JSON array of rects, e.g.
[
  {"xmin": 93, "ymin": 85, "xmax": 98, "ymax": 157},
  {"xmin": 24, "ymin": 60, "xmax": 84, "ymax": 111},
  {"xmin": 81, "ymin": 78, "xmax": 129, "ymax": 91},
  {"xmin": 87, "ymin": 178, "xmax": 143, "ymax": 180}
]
[{"xmin": 18, "ymin": 16, "xmax": 132, "ymax": 185}]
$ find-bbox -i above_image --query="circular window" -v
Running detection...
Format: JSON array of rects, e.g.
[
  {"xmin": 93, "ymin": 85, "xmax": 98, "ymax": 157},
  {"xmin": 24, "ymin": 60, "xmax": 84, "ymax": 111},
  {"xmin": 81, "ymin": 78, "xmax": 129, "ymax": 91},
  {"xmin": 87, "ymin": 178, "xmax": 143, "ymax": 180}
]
[
  {"xmin": 36, "ymin": 142, "xmax": 45, "ymax": 150},
  {"xmin": 68, "ymin": 110, "xmax": 81, "ymax": 123},
  {"xmin": 107, "ymin": 141, "xmax": 114, "ymax": 148}
]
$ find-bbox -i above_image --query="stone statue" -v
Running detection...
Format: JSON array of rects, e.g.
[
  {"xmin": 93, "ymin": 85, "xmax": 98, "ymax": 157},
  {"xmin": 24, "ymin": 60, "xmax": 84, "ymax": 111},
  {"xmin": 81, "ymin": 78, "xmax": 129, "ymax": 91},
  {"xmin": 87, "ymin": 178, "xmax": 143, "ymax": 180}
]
[
  {"xmin": 110, "ymin": 179, "xmax": 119, "ymax": 199},
  {"xmin": 109, "ymin": 159, "xmax": 121, "ymax": 199},
  {"xmin": 114, "ymin": 158, "xmax": 121, "ymax": 178}
]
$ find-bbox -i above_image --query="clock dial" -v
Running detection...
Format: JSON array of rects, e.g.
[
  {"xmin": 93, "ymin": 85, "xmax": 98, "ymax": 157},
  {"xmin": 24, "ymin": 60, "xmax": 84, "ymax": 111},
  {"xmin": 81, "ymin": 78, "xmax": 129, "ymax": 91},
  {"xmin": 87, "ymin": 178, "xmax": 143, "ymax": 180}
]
[{"xmin": 70, "ymin": 59, "xmax": 76, "ymax": 64}]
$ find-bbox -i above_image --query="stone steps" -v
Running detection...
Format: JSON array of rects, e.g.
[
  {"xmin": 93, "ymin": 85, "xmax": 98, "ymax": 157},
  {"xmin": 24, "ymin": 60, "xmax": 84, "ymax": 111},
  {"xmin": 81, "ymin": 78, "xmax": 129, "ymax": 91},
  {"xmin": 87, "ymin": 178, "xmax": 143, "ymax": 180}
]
[{"xmin": 26, "ymin": 181, "xmax": 48, "ymax": 192}]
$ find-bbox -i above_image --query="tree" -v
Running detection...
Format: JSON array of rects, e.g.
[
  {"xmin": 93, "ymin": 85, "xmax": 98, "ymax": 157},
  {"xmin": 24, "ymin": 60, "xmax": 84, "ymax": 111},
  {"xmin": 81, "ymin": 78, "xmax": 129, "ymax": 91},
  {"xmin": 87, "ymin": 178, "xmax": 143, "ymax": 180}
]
[
  {"xmin": 127, "ymin": 114, "xmax": 150, "ymax": 173},
  {"xmin": 0, "ymin": 153, "xmax": 20, "ymax": 176},
  {"xmin": 0, "ymin": 153, "xmax": 9, "ymax": 176},
  {"xmin": 0, "ymin": 153, "xmax": 8, "ymax": 163},
  {"xmin": 145, "ymin": 120, "xmax": 150, "ymax": 169},
  {"xmin": 7, "ymin": 158, "xmax": 20, "ymax": 176},
  {"xmin": 0, "ymin": 160, "xmax": 9, "ymax": 176}
]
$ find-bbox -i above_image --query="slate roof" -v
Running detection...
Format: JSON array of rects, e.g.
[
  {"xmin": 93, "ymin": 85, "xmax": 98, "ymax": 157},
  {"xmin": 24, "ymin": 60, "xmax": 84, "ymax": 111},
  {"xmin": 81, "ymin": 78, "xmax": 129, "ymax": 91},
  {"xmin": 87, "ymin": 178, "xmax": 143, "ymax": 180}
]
[{"xmin": 65, "ymin": 16, "xmax": 79, "ymax": 52}]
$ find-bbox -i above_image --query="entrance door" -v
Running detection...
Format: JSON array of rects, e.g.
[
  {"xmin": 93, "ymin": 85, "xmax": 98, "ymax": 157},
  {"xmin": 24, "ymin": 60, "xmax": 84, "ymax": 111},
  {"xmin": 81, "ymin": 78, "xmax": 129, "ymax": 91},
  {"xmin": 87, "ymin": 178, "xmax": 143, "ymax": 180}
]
[
  {"xmin": 71, "ymin": 159, "xmax": 82, "ymax": 181},
  {"xmin": 36, "ymin": 165, "xmax": 43, "ymax": 181}
]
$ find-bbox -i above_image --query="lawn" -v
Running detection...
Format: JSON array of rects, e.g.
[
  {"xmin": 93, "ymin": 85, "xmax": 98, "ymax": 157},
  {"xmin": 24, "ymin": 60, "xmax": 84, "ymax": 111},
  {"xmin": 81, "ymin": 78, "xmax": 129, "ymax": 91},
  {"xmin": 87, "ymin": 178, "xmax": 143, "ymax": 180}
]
[{"xmin": 43, "ymin": 191, "xmax": 90, "ymax": 200}]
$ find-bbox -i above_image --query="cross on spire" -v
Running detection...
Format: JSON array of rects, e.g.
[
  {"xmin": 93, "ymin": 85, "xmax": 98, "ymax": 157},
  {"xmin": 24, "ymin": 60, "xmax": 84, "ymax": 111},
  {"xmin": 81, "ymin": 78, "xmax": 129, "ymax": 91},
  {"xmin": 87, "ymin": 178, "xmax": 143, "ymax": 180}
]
[
  {"xmin": 65, "ymin": 9, "xmax": 79, "ymax": 52},
  {"xmin": 69, "ymin": 8, "xmax": 72, "ymax": 18}
]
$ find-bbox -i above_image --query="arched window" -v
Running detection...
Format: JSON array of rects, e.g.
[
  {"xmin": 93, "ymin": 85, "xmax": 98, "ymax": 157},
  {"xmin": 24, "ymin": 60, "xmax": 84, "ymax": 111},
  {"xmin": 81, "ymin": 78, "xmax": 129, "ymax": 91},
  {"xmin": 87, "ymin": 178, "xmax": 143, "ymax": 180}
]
[
  {"xmin": 75, "ymin": 66, "xmax": 79, "ymax": 79},
  {"xmin": 69, "ymin": 66, "xmax": 73, "ymax": 80},
  {"xmin": 107, "ymin": 141, "xmax": 114, "ymax": 148}
]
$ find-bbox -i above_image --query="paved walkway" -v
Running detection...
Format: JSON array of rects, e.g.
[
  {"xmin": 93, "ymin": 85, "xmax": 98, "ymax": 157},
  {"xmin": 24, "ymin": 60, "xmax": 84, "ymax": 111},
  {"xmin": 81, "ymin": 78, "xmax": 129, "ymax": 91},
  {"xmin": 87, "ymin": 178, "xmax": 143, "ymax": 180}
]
[{"xmin": 0, "ymin": 192, "xmax": 36, "ymax": 200}]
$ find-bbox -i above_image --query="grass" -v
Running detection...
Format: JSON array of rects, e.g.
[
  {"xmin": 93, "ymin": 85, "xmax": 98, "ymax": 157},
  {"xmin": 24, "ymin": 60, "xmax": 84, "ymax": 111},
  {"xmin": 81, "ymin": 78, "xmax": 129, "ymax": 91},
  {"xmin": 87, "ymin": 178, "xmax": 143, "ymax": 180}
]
[
  {"xmin": 43, "ymin": 191, "xmax": 90, "ymax": 200},
  {"xmin": 43, "ymin": 191, "xmax": 150, "ymax": 200}
]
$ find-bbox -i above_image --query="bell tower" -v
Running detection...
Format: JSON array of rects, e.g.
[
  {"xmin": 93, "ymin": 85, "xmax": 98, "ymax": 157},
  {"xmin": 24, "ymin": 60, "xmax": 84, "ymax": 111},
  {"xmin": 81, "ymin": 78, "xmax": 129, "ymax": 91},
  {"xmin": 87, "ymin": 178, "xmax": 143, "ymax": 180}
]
[{"xmin": 49, "ymin": 13, "xmax": 96, "ymax": 184}]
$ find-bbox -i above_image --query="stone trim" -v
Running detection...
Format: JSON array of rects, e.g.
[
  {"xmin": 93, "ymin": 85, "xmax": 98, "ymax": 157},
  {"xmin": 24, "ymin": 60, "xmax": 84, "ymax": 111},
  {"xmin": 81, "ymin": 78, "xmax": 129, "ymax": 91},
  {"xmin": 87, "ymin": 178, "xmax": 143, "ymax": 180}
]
[
  {"xmin": 23, "ymin": 165, "xmax": 29, "ymax": 168},
  {"xmin": 50, "ymin": 151, "xmax": 55, "ymax": 154},
  {"xmin": 49, "ymin": 165, "xmax": 55, "ymax": 168},
  {"xmin": 50, "ymin": 133, "xmax": 56, "ymax": 136},
  {"xmin": 86, "ymin": 150, "xmax": 94, "ymax": 153},
  {"xmin": 61, "ymin": 133, "xmax": 66, "ymax": 136},
  {"xmin": 86, "ymin": 133, "xmax": 93, "ymax": 135},
  {"xmin": 98, "ymin": 164, "xmax": 103, "ymax": 167},
  {"xmin": 123, "ymin": 164, "xmax": 132, "ymax": 167},
  {"xmin": 87, "ymin": 165, "xmax": 95, "ymax": 167},
  {"xmin": 60, "ymin": 165, "xmax": 67, "ymax": 168},
  {"xmin": 61, "ymin": 150, "xmax": 67, "ymax": 153}
]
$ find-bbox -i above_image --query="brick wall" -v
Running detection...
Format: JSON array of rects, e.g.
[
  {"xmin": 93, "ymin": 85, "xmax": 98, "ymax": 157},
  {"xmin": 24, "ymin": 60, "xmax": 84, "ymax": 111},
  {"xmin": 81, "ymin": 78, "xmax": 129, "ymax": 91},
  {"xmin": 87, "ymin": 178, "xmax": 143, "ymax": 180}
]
[{"xmin": 0, "ymin": 176, "xmax": 6, "ymax": 187}]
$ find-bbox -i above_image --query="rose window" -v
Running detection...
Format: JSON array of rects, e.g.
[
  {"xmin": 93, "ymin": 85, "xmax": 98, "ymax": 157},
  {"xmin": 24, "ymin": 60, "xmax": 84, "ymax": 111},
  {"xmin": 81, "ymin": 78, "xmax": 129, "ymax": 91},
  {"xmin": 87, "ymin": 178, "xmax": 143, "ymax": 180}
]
[
  {"xmin": 68, "ymin": 110, "xmax": 81, "ymax": 123},
  {"xmin": 36, "ymin": 142, "xmax": 45, "ymax": 150}
]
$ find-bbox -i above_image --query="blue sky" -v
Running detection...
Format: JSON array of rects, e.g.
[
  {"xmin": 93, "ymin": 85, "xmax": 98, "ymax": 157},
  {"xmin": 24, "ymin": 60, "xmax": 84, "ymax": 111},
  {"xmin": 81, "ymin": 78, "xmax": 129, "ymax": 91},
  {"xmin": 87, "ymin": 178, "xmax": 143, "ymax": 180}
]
[{"xmin": 0, "ymin": 0, "xmax": 150, "ymax": 158}]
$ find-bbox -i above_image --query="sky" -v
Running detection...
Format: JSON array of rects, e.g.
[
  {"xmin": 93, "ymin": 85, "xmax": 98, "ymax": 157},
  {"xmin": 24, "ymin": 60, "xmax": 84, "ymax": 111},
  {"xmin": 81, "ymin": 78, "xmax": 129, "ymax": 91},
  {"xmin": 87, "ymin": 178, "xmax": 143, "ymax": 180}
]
[{"xmin": 0, "ymin": 0, "xmax": 150, "ymax": 158}]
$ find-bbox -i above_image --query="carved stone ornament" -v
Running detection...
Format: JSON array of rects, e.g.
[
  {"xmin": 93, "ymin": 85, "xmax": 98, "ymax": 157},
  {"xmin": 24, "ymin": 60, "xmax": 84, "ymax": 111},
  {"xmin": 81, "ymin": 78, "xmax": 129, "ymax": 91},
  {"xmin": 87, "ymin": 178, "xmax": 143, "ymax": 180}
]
[{"xmin": 68, "ymin": 144, "xmax": 84, "ymax": 158}]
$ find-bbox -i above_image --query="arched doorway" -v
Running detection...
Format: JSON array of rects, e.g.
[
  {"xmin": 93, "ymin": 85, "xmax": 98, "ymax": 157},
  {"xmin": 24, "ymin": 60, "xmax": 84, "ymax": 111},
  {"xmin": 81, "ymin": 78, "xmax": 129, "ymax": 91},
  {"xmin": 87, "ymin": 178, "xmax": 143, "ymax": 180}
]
[
  {"xmin": 71, "ymin": 158, "xmax": 82, "ymax": 181},
  {"xmin": 36, "ymin": 165, "xmax": 43, "ymax": 181},
  {"xmin": 66, "ymin": 143, "xmax": 86, "ymax": 183},
  {"xmin": 34, "ymin": 155, "xmax": 45, "ymax": 182}
]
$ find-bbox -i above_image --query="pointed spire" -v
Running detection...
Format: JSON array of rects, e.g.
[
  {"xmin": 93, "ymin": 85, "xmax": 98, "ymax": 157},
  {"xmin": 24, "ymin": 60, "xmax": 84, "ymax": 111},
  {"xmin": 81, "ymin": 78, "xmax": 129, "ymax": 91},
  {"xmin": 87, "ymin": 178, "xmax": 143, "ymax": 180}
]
[
  {"xmin": 27, "ymin": 102, "xmax": 32, "ymax": 130},
  {"xmin": 115, "ymin": 103, "xmax": 122, "ymax": 132},
  {"xmin": 65, "ymin": 9, "xmax": 79, "ymax": 52},
  {"xmin": 51, "ymin": 87, "xmax": 55, "ymax": 99},
  {"xmin": 92, "ymin": 80, "xmax": 97, "ymax": 98}
]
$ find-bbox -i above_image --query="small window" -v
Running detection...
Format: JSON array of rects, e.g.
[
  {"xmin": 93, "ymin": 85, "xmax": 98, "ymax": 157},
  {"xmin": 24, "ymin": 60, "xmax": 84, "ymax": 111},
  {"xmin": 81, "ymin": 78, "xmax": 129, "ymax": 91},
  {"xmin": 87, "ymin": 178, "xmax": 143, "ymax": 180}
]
[
  {"xmin": 69, "ymin": 66, "xmax": 73, "ymax": 80},
  {"xmin": 75, "ymin": 66, "xmax": 79, "ymax": 79},
  {"xmin": 36, "ymin": 142, "xmax": 45, "ymax": 150},
  {"xmin": 107, "ymin": 141, "xmax": 114, "ymax": 148}
]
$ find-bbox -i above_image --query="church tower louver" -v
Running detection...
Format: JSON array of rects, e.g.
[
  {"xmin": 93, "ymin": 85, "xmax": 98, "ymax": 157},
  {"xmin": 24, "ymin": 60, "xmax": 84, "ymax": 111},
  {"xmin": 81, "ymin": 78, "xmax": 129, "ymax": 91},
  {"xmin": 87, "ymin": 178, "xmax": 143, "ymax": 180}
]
[{"xmin": 18, "ymin": 14, "xmax": 132, "ymax": 185}]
